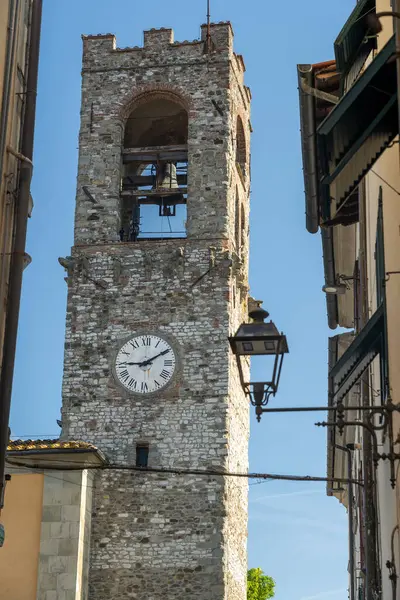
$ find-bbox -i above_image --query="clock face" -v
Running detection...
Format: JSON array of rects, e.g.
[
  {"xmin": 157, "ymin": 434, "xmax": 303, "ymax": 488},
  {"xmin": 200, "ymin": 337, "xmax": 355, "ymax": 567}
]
[{"xmin": 115, "ymin": 334, "xmax": 176, "ymax": 394}]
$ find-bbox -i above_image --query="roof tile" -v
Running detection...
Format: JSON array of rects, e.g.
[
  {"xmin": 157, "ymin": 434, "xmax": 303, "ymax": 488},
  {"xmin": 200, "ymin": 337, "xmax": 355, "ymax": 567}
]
[{"xmin": 7, "ymin": 439, "xmax": 98, "ymax": 452}]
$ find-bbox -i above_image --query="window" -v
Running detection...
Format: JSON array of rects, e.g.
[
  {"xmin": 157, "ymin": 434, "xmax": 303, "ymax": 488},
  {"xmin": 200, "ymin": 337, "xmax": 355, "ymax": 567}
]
[
  {"xmin": 236, "ymin": 116, "xmax": 247, "ymax": 181},
  {"xmin": 241, "ymin": 203, "xmax": 246, "ymax": 251},
  {"xmin": 235, "ymin": 188, "xmax": 240, "ymax": 252},
  {"xmin": 121, "ymin": 94, "xmax": 188, "ymax": 241},
  {"xmin": 136, "ymin": 444, "xmax": 149, "ymax": 468}
]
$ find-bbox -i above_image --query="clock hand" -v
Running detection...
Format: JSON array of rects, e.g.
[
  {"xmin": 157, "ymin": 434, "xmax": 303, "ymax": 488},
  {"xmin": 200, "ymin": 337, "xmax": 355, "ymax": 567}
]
[
  {"xmin": 138, "ymin": 348, "xmax": 170, "ymax": 367},
  {"xmin": 118, "ymin": 361, "xmax": 144, "ymax": 366}
]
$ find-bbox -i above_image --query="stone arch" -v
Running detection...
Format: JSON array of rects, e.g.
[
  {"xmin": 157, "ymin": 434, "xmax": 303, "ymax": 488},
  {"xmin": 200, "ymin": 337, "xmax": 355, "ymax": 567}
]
[
  {"xmin": 236, "ymin": 115, "xmax": 247, "ymax": 178},
  {"xmin": 122, "ymin": 88, "xmax": 189, "ymax": 149},
  {"xmin": 119, "ymin": 83, "xmax": 192, "ymax": 124}
]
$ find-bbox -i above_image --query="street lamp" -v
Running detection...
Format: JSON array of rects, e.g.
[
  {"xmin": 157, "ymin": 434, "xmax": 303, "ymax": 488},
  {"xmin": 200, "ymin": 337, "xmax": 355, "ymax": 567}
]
[
  {"xmin": 322, "ymin": 274, "xmax": 357, "ymax": 295},
  {"xmin": 229, "ymin": 305, "xmax": 289, "ymax": 421}
]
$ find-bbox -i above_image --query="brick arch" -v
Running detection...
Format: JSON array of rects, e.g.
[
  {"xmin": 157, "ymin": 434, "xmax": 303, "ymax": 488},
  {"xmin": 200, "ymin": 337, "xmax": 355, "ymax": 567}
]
[{"xmin": 118, "ymin": 83, "xmax": 192, "ymax": 123}]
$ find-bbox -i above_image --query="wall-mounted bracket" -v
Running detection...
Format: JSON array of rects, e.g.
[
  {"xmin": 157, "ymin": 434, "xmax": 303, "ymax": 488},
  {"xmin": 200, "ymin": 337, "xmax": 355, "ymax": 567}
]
[{"xmin": 259, "ymin": 401, "xmax": 400, "ymax": 488}]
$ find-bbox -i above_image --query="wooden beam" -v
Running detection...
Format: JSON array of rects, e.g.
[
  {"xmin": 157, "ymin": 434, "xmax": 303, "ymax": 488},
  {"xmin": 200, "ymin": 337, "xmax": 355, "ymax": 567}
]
[
  {"xmin": 121, "ymin": 196, "xmax": 187, "ymax": 206},
  {"xmin": 121, "ymin": 188, "xmax": 188, "ymax": 199},
  {"xmin": 123, "ymin": 144, "xmax": 188, "ymax": 163},
  {"xmin": 123, "ymin": 152, "xmax": 188, "ymax": 163},
  {"xmin": 122, "ymin": 175, "xmax": 187, "ymax": 186},
  {"xmin": 123, "ymin": 144, "xmax": 187, "ymax": 154}
]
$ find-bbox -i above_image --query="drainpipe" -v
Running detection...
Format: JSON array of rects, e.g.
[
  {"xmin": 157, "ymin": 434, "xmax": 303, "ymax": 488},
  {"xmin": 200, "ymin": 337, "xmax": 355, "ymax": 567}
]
[
  {"xmin": 0, "ymin": 0, "xmax": 42, "ymax": 509},
  {"xmin": 335, "ymin": 444, "xmax": 356, "ymax": 600}
]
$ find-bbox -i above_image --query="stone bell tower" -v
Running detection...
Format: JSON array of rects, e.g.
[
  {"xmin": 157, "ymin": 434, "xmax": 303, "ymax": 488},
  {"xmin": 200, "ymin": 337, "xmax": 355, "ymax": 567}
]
[{"xmin": 61, "ymin": 22, "xmax": 251, "ymax": 600}]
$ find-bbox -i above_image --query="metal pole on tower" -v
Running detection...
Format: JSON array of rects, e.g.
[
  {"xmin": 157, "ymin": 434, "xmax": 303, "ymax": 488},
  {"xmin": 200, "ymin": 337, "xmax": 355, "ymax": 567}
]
[{"xmin": 206, "ymin": 0, "xmax": 211, "ymax": 53}]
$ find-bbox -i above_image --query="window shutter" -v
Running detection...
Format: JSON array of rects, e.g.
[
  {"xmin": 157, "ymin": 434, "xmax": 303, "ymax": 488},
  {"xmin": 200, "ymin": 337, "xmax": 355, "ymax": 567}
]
[
  {"xmin": 375, "ymin": 187, "xmax": 385, "ymax": 307},
  {"xmin": 375, "ymin": 187, "xmax": 389, "ymax": 399}
]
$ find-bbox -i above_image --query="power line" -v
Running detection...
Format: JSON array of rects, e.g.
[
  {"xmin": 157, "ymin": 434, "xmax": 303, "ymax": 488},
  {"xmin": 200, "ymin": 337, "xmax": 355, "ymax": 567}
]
[{"xmin": 6, "ymin": 458, "xmax": 363, "ymax": 486}]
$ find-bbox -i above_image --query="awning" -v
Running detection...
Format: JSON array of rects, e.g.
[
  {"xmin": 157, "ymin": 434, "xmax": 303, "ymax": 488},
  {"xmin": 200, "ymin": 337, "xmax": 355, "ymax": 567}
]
[
  {"xmin": 334, "ymin": 0, "xmax": 376, "ymax": 91},
  {"xmin": 317, "ymin": 35, "xmax": 398, "ymax": 222},
  {"xmin": 329, "ymin": 303, "xmax": 385, "ymax": 404},
  {"xmin": 297, "ymin": 61, "xmax": 340, "ymax": 234}
]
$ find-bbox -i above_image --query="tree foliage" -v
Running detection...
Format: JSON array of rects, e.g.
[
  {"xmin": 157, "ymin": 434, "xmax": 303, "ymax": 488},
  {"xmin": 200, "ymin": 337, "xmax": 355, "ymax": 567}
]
[{"xmin": 247, "ymin": 568, "xmax": 275, "ymax": 600}]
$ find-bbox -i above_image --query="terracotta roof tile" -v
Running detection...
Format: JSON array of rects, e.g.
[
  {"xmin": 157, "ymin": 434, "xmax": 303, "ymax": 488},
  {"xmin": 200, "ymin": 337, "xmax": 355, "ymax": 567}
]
[{"xmin": 7, "ymin": 439, "xmax": 98, "ymax": 452}]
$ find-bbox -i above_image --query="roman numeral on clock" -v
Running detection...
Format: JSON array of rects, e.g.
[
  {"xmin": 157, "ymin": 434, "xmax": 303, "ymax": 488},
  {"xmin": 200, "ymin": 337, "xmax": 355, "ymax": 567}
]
[
  {"xmin": 164, "ymin": 359, "xmax": 173, "ymax": 366},
  {"xmin": 129, "ymin": 339, "xmax": 139, "ymax": 349},
  {"xmin": 160, "ymin": 369, "xmax": 170, "ymax": 380},
  {"xmin": 142, "ymin": 337, "xmax": 151, "ymax": 346},
  {"xmin": 119, "ymin": 369, "xmax": 129, "ymax": 382},
  {"xmin": 141, "ymin": 382, "xmax": 148, "ymax": 393}
]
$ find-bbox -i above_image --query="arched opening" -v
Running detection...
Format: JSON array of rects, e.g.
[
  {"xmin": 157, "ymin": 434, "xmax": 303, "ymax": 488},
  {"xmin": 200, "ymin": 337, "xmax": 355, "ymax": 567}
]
[
  {"xmin": 236, "ymin": 116, "xmax": 247, "ymax": 180},
  {"xmin": 241, "ymin": 203, "xmax": 246, "ymax": 251},
  {"xmin": 121, "ymin": 94, "xmax": 188, "ymax": 241},
  {"xmin": 124, "ymin": 97, "xmax": 188, "ymax": 148},
  {"xmin": 235, "ymin": 188, "xmax": 241, "ymax": 252}
]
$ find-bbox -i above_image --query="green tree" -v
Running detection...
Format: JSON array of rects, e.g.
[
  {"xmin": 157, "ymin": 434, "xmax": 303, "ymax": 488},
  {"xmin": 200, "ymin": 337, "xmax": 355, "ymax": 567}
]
[{"xmin": 247, "ymin": 568, "xmax": 275, "ymax": 600}]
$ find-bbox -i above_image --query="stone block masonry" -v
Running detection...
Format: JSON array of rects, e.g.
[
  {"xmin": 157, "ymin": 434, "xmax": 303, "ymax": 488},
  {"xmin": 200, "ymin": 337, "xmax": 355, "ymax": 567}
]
[
  {"xmin": 61, "ymin": 22, "xmax": 251, "ymax": 600},
  {"xmin": 36, "ymin": 470, "xmax": 93, "ymax": 600}
]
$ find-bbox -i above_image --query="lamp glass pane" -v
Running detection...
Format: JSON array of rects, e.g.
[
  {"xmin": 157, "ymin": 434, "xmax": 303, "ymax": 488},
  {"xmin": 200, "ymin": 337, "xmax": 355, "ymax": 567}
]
[
  {"xmin": 250, "ymin": 353, "xmax": 278, "ymax": 385},
  {"xmin": 242, "ymin": 342, "xmax": 254, "ymax": 352},
  {"xmin": 264, "ymin": 340, "xmax": 277, "ymax": 352}
]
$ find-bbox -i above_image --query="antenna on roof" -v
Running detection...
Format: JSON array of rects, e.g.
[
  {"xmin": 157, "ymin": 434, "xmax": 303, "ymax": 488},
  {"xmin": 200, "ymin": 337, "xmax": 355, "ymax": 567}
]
[{"xmin": 206, "ymin": 0, "xmax": 211, "ymax": 53}]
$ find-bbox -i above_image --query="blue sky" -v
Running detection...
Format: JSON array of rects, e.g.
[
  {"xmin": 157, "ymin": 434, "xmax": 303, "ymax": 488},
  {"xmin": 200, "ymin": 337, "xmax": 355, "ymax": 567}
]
[{"xmin": 11, "ymin": 1, "xmax": 357, "ymax": 598}]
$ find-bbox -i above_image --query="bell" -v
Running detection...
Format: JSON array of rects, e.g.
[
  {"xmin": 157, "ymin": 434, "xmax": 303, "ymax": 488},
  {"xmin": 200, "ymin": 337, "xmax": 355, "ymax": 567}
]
[{"xmin": 159, "ymin": 162, "xmax": 179, "ymax": 189}]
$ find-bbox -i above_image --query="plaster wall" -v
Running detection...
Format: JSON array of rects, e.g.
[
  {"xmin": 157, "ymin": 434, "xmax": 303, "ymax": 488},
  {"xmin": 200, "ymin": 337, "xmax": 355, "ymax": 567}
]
[{"xmin": 0, "ymin": 472, "xmax": 44, "ymax": 600}]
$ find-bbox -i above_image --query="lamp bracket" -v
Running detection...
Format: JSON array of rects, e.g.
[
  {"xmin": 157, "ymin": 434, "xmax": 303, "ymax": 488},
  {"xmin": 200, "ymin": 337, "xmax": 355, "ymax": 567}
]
[{"xmin": 257, "ymin": 401, "xmax": 400, "ymax": 489}]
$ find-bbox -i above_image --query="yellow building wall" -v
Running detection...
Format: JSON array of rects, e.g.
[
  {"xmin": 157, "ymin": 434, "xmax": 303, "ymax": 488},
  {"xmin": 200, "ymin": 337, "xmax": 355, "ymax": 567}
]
[
  {"xmin": 0, "ymin": 473, "xmax": 44, "ymax": 600},
  {"xmin": 376, "ymin": 0, "xmax": 395, "ymax": 48}
]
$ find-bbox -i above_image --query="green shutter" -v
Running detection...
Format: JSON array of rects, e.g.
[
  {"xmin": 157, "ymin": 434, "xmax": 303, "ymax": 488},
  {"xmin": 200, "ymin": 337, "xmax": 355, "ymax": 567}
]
[
  {"xmin": 375, "ymin": 187, "xmax": 388, "ymax": 399},
  {"xmin": 375, "ymin": 187, "xmax": 385, "ymax": 306},
  {"xmin": 334, "ymin": 0, "xmax": 376, "ymax": 91}
]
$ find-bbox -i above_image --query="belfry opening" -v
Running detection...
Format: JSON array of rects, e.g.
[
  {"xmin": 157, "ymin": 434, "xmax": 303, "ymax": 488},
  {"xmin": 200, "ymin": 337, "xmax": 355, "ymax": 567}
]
[{"xmin": 120, "ymin": 93, "xmax": 189, "ymax": 241}]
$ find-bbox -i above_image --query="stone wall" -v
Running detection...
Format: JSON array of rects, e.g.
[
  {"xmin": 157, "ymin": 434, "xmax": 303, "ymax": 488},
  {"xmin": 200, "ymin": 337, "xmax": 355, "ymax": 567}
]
[
  {"xmin": 61, "ymin": 22, "xmax": 251, "ymax": 600},
  {"xmin": 36, "ymin": 470, "xmax": 93, "ymax": 600}
]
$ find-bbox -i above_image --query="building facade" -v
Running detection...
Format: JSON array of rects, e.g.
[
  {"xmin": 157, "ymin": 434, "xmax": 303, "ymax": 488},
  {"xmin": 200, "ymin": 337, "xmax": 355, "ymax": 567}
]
[
  {"xmin": 1, "ymin": 22, "xmax": 252, "ymax": 600},
  {"xmin": 1, "ymin": 439, "xmax": 105, "ymax": 600},
  {"xmin": 0, "ymin": 0, "xmax": 32, "ymax": 350},
  {"xmin": 298, "ymin": 1, "xmax": 400, "ymax": 599},
  {"xmin": 0, "ymin": 0, "xmax": 42, "ymax": 507}
]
